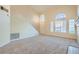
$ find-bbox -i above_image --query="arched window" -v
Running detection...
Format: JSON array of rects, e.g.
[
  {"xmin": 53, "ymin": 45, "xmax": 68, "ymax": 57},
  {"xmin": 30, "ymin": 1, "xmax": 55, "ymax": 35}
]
[
  {"xmin": 55, "ymin": 13, "xmax": 66, "ymax": 32},
  {"xmin": 55, "ymin": 13, "xmax": 66, "ymax": 20}
]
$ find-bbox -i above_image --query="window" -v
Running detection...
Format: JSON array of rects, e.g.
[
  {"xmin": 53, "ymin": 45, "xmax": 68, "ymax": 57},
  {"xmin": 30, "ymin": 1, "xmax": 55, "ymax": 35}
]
[
  {"xmin": 69, "ymin": 18, "xmax": 75, "ymax": 34},
  {"xmin": 61, "ymin": 20, "xmax": 66, "ymax": 32},
  {"xmin": 55, "ymin": 13, "xmax": 66, "ymax": 32},
  {"xmin": 40, "ymin": 14, "xmax": 45, "ymax": 30},
  {"xmin": 55, "ymin": 20, "xmax": 66, "ymax": 32},
  {"xmin": 55, "ymin": 20, "xmax": 61, "ymax": 32},
  {"xmin": 40, "ymin": 14, "xmax": 45, "ymax": 22}
]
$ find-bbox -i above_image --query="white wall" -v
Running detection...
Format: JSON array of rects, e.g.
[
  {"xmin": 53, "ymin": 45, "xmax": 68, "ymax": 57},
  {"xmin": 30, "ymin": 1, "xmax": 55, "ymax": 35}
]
[
  {"xmin": 0, "ymin": 10, "xmax": 10, "ymax": 47},
  {"xmin": 10, "ymin": 6, "xmax": 39, "ymax": 39},
  {"xmin": 11, "ymin": 14, "xmax": 39, "ymax": 39},
  {"xmin": 20, "ymin": 22, "xmax": 39, "ymax": 39}
]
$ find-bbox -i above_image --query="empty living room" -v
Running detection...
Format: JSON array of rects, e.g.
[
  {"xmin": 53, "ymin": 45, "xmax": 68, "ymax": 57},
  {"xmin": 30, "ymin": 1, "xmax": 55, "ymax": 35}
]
[{"xmin": 0, "ymin": 5, "xmax": 79, "ymax": 54}]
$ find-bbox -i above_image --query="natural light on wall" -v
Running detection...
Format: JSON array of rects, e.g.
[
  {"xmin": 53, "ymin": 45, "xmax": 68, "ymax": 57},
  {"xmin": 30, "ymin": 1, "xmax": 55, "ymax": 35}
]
[
  {"xmin": 55, "ymin": 13, "xmax": 66, "ymax": 32},
  {"xmin": 50, "ymin": 21, "xmax": 54, "ymax": 32},
  {"xmin": 33, "ymin": 15, "xmax": 39, "ymax": 24}
]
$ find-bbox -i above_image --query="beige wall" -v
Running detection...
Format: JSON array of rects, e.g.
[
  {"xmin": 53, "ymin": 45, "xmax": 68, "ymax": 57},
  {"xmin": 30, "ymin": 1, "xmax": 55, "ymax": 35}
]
[{"xmin": 40, "ymin": 5, "xmax": 77, "ymax": 39}]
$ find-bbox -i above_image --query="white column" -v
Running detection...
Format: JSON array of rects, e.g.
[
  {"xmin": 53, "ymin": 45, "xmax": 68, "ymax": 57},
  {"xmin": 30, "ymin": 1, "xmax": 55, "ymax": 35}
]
[
  {"xmin": 77, "ymin": 5, "xmax": 79, "ymax": 16},
  {"xmin": 76, "ymin": 5, "xmax": 79, "ymax": 43}
]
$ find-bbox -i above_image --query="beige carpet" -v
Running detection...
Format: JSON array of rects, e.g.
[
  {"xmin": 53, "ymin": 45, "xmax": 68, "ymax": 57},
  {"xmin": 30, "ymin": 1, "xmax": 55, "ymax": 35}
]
[{"xmin": 0, "ymin": 35, "xmax": 79, "ymax": 54}]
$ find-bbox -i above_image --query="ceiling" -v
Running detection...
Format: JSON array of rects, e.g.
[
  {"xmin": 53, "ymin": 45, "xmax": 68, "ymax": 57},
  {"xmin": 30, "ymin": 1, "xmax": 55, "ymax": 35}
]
[
  {"xmin": 11, "ymin": 5, "xmax": 54, "ymax": 14},
  {"xmin": 30, "ymin": 5, "xmax": 54, "ymax": 14},
  {"xmin": 11, "ymin": 5, "xmax": 77, "ymax": 14}
]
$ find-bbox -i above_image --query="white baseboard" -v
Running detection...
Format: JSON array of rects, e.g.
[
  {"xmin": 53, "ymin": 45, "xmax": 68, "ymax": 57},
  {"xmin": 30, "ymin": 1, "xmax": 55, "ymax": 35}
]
[
  {"xmin": 0, "ymin": 39, "xmax": 19, "ymax": 47},
  {"xmin": 10, "ymin": 38, "xmax": 19, "ymax": 42},
  {"xmin": 0, "ymin": 41, "xmax": 10, "ymax": 47},
  {"xmin": 0, "ymin": 35, "xmax": 39, "ymax": 47}
]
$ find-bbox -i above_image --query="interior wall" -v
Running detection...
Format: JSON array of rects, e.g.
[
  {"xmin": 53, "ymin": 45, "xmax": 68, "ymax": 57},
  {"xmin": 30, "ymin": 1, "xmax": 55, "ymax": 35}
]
[
  {"xmin": 76, "ymin": 6, "xmax": 79, "ymax": 43},
  {"xmin": 40, "ymin": 5, "xmax": 77, "ymax": 39},
  {"xmin": 10, "ymin": 6, "xmax": 40, "ymax": 39},
  {"xmin": 32, "ymin": 14, "xmax": 40, "ymax": 32},
  {"xmin": 0, "ymin": 5, "xmax": 10, "ymax": 47},
  {"xmin": 77, "ymin": 26, "xmax": 79, "ymax": 42},
  {"xmin": 11, "ymin": 5, "xmax": 77, "ymax": 40},
  {"xmin": 77, "ymin": 5, "xmax": 79, "ymax": 16}
]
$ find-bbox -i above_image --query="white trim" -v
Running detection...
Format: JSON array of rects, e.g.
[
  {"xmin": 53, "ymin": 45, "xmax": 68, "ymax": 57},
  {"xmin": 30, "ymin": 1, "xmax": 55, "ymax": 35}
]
[
  {"xmin": 10, "ymin": 38, "xmax": 19, "ymax": 41},
  {"xmin": 0, "ymin": 34, "xmax": 39, "ymax": 47},
  {"xmin": 0, "ymin": 41, "xmax": 10, "ymax": 47},
  {"xmin": 0, "ymin": 39, "xmax": 20, "ymax": 47}
]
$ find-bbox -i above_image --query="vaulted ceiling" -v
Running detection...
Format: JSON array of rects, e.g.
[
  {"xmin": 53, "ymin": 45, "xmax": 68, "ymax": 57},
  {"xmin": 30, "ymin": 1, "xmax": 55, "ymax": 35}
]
[
  {"xmin": 30, "ymin": 5, "xmax": 54, "ymax": 13},
  {"xmin": 10, "ymin": 5, "xmax": 55, "ymax": 14},
  {"xmin": 10, "ymin": 5, "xmax": 77, "ymax": 15}
]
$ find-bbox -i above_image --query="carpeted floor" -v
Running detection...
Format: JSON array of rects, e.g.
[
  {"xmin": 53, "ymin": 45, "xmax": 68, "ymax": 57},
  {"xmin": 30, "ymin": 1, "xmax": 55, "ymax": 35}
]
[{"xmin": 0, "ymin": 35, "xmax": 79, "ymax": 54}]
